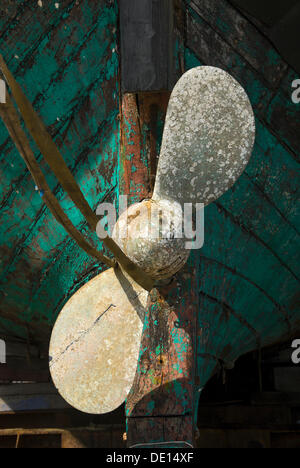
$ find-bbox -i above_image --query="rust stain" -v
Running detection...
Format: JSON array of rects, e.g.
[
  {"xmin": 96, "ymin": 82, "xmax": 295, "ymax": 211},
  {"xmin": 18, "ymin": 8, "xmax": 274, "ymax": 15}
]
[
  {"xmin": 126, "ymin": 265, "xmax": 199, "ymax": 419},
  {"xmin": 120, "ymin": 93, "xmax": 170, "ymax": 203}
]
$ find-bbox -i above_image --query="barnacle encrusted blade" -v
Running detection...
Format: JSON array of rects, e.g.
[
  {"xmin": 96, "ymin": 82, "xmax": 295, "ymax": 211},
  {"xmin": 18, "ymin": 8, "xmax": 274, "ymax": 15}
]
[
  {"xmin": 49, "ymin": 267, "xmax": 148, "ymax": 414},
  {"xmin": 153, "ymin": 66, "xmax": 255, "ymax": 207}
]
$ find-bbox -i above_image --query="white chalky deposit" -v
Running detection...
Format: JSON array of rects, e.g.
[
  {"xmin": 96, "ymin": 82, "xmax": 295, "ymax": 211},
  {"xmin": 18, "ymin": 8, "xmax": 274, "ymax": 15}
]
[
  {"xmin": 49, "ymin": 267, "xmax": 148, "ymax": 414},
  {"xmin": 112, "ymin": 199, "xmax": 190, "ymax": 280},
  {"xmin": 153, "ymin": 66, "xmax": 255, "ymax": 207}
]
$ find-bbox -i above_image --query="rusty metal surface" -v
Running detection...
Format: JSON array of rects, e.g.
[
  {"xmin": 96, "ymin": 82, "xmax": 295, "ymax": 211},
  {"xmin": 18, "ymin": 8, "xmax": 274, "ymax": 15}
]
[
  {"xmin": 49, "ymin": 267, "xmax": 148, "ymax": 414},
  {"xmin": 120, "ymin": 92, "xmax": 171, "ymax": 202}
]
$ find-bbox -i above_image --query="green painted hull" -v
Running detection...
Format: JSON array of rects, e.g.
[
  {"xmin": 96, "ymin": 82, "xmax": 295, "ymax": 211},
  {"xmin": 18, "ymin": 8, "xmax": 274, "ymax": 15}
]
[{"xmin": 0, "ymin": 0, "xmax": 299, "ymax": 369}]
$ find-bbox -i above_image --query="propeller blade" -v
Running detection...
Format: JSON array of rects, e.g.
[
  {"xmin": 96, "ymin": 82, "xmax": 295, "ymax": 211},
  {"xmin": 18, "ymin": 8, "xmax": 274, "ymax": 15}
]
[
  {"xmin": 49, "ymin": 267, "xmax": 148, "ymax": 414},
  {"xmin": 153, "ymin": 66, "xmax": 255, "ymax": 207}
]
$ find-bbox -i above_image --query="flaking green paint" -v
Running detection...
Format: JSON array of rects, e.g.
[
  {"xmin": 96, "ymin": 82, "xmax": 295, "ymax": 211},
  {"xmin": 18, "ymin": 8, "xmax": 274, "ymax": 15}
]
[
  {"xmin": 0, "ymin": 0, "xmax": 120, "ymax": 335},
  {"xmin": 0, "ymin": 3, "xmax": 299, "ymax": 443}
]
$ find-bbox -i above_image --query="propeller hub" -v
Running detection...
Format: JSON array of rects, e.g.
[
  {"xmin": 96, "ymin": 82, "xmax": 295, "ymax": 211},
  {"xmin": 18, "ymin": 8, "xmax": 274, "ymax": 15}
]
[{"xmin": 112, "ymin": 199, "xmax": 190, "ymax": 280}]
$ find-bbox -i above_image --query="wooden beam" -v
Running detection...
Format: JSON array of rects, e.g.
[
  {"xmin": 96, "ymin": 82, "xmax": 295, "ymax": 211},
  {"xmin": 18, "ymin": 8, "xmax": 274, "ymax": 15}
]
[
  {"xmin": 0, "ymin": 427, "xmax": 126, "ymax": 448},
  {"xmin": 0, "ymin": 337, "xmax": 49, "ymax": 383},
  {"xmin": 0, "ymin": 383, "xmax": 69, "ymax": 413},
  {"xmin": 119, "ymin": 4, "xmax": 200, "ymax": 446},
  {"xmin": 0, "ymin": 365, "xmax": 50, "ymax": 383},
  {"xmin": 120, "ymin": 92, "xmax": 170, "ymax": 203},
  {"xmin": 119, "ymin": 0, "xmax": 174, "ymax": 92},
  {"xmin": 126, "ymin": 269, "xmax": 200, "ymax": 447}
]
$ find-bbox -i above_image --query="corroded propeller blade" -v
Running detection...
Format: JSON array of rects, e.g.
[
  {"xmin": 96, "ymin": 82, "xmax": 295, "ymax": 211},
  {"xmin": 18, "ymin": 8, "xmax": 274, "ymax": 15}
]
[
  {"xmin": 152, "ymin": 66, "xmax": 255, "ymax": 207},
  {"xmin": 49, "ymin": 267, "xmax": 148, "ymax": 414}
]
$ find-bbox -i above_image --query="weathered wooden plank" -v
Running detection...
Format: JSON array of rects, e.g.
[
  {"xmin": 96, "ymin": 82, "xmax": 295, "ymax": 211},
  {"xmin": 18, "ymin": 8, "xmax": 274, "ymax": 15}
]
[
  {"xmin": 126, "ymin": 265, "xmax": 200, "ymax": 446},
  {"xmin": 0, "ymin": 403, "xmax": 125, "ymax": 428},
  {"xmin": 251, "ymin": 392, "xmax": 300, "ymax": 406},
  {"xmin": 127, "ymin": 270, "xmax": 198, "ymax": 417},
  {"xmin": 262, "ymin": 67, "xmax": 300, "ymax": 160},
  {"xmin": 186, "ymin": 8, "xmax": 273, "ymax": 113},
  {"xmin": 173, "ymin": 0, "xmax": 186, "ymax": 78},
  {"xmin": 0, "ymin": 383, "xmax": 70, "ymax": 412},
  {"xmin": 184, "ymin": 48, "xmax": 299, "ymax": 224},
  {"xmin": 61, "ymin": 427, "xmax": 126, "ymax": 448},
  {"xmin": 246, "ymin": 120, "xmax": 300, "ymax": 229},
  {"xmin": 271, "ymin": 432, "xmax": 300, "ymax": 449},
  {"xmin": 266, "ymin": 85, "xmax": 300, "ymax": 156},
  {"xmin": 274, "ymin": 368, "xmax": 300, "ymax": 393},
  {"xmin": 0, "ymin": 427, "xmax": 125, "ymax": 448},
  {"xmin": 195, "ymin": 254, "xmax": 298, "ymax": 361},
  {"xmin": 205, "ymin": 198, "xmax": 298, "ymax": 296},
  {"xmin": 119, "ymin": 0, "xmax": 174, "ymax": 92},
  {"xmin": 0, "ymin": 364, "xmax": 50, "ymax": 383},
  {"xmin": 0, "ymin": 5, "xmax": 119, "ymax": 244},
  {"xmin": 0, "ymin": 0, "xmax": 120, "ymax": 337},
  {"xmin": 120, "ymin": 92, "xmax": 170, "ymax": 203},
  {"xmin": 0, "ymin": 430, "xmax": 62, "ymax": 449},
  {"xmin": 269, "ymin": 4, "xmax": 300, "ymax": 74},
  {"xmin": 182, "ymin": 48, "xmax": 300, "ymax": 347},
  {"xmin": 4, "ymin": 340, "xmax": 38, "ymax": 359},
  {"xmin": 196, "ymin": 290, "xmax": 261, "ymax": 362},
  {"xmin": 198, "ymin": 256, "xmax": 292, "ymax": 344},
  {"xmin": 198, "ymin": 404, "xmax": 292, "ymax": 428},
  {"xmin": 121, "ymin": 90, "xmax": 201, "ymax": 445},
  {"xmin": 0, "ymin": 382, "xmax": 56, "ymax": 397},
  {"xmin": 0, "ymin": 0, "xmax": 80, "ymax": 200},
  {"xmin": 0, "ymin": 334, "xmax": 50, "ymax": 382},
  {"xmin": 230, "ymin": 0, "xmax": 299, "ymax": 27},
  {"xmin": 216, "ymin": 176, "xmax": 299, "ymax": 278},
  {"xmin": 128, "ymin": 417, "xmax": 194, "ymax": 448},
  {"xmin": 231, "ymin": 0, "xmax": 300, "ymax": 75},
  {"xmin": 185, "ymin": 14, "xmax": 298, "ymax": 169},
  {"xmin": 0, "ymin": 309, "xmax": 51, "ymax": 344},
  {"xmin": 188, "ymin": 0, "xmax": 287, "ymax": 87},
  {"xmin": 196, "ymin": 429, "xmax": 271, "ymax": 448}
]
